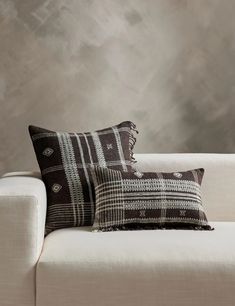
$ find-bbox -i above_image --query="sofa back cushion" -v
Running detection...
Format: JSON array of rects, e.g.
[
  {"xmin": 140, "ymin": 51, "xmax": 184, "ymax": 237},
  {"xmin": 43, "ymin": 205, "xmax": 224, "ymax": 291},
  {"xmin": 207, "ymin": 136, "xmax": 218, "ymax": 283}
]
[{"xmin": 134, "ymin": 154, "xmax": 235, "ymax": 221}]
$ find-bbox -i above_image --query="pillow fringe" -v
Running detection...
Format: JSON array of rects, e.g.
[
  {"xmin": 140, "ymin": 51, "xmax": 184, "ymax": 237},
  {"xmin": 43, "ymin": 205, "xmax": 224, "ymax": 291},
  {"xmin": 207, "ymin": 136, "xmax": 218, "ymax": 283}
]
[
  {"xmin": 129, "ymin": 122, "xmax": 139, "ymax": 165},
  {"xmin": 93, "ymin": 224, "xmax": 214, "ymax": 232}
]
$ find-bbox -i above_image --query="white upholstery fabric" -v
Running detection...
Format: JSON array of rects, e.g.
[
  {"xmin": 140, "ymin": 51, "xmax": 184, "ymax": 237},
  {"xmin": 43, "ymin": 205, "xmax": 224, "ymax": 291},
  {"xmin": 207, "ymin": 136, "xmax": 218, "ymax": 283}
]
[
  {"xmin": 0, "ymin": 175, "xmax": 46, "ymax": 306},
  {"xmin": 37, "ymin": 223, "xmax": 235, "ymax": 306},
  {"xmin": 2, "ymin": 154, "xmax": 235, "ymax": 306},
  {"xmin": 134, "ymin": 153, "xmax": 235, "ymax": 221}
]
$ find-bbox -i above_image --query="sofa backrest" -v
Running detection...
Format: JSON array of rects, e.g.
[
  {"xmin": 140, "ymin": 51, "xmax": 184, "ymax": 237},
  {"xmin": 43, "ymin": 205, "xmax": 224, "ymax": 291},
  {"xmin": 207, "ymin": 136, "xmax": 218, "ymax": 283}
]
[{"xmin": 134, "ymin": 153, "xmax": 235, "ymax": 221}]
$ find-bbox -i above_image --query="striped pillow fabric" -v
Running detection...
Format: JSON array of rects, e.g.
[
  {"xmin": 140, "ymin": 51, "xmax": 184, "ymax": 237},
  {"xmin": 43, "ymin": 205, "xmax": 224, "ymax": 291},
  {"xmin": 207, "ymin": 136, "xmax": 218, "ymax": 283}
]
[
  {"xmin": 91, "ymin": 167, "xmax": 212, "ymax": 232},
  {"xmin": 28, "ymin": 121, "xmax": 138, "ymax": 235}
]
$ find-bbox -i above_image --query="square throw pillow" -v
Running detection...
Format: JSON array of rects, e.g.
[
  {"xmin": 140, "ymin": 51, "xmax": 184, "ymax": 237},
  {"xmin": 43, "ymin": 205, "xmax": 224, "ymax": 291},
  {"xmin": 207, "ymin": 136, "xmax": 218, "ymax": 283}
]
[
  {"xmin": 91, "ymin": 167, "xmax": 212, "ymax": 232},
  {"xmin": 28, "ymin": 121, "xmax": 138, "ymax": 235}
]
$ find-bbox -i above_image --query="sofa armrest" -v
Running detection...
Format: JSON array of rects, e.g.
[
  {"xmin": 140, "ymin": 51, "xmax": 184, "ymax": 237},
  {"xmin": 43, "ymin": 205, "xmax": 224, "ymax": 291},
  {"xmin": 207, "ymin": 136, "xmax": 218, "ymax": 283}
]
[{"xmin": 0, "ymin": 174, "xmax": 46, "ymax": 306}]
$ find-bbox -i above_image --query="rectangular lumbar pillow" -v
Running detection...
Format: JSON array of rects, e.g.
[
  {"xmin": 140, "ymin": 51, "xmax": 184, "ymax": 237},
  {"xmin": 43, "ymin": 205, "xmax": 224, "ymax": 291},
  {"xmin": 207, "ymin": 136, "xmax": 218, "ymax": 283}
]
[
  {"xmin": 91, "ymin": 167, "xmax": 212, "ymax": 232},
  {"xmin": 28, "ymin": 121, "xmax": 138, "ymax": 235}
]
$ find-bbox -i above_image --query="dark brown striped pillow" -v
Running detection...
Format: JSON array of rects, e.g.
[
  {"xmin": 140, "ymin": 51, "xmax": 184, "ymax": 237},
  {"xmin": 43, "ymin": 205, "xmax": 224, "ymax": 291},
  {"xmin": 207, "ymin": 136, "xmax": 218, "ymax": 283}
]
[
  {"xmin": 91, "ymin": 167, "xmax": 212, "ymax": 232},
  {"xmin": 28, "ymin": 121, "xmax": 138, "ymax": 235}
]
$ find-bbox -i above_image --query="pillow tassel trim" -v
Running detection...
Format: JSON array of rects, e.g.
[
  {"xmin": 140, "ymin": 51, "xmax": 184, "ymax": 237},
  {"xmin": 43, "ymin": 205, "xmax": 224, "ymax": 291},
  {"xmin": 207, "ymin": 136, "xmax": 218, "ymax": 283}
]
[{"xmin": 129, "ymin": 121, "xmax": 139, "ymax": 164}]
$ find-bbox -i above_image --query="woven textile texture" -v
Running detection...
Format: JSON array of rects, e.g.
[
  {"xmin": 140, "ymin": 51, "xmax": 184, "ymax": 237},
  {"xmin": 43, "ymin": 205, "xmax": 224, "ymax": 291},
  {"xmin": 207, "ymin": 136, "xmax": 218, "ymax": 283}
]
[
  {"xmin": 29, "ymin": 121, "xmax": 137, "ymax": 234},
  {"xmin": 91, "ymin": 167, "xmax": 212, "ymax": 232}
]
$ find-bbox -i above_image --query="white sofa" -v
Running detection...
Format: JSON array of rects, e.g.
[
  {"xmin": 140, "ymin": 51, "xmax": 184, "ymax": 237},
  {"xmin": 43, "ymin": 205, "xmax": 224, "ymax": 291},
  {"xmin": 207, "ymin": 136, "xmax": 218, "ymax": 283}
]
[{"xmin": 1, "ymin": 154, "xmax": 235, "ymax": 306}]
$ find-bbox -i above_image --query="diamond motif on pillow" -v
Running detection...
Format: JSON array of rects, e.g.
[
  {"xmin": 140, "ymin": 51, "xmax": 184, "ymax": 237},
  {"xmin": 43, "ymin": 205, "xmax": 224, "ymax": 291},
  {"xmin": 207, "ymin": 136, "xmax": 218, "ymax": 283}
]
[
  {"xmin": 134, "ymin": 171, "xmax": 143, "ymax": 178},
  {"xmin": 52, "ymin": 183, "xmax": 62, "ymax": 193},
  {"xmin": 107, "ymin": 144, "xmax": 113, "ymax": 150},
  {"xmin": 173, "ymin": 172, "xmax": 182, "ymax": 178},
  {"xmin": 42, "ymin": 148, "xmax": 54, "ymax": 157},
  {"xmin": 140, "ymin": 210, "xmax": 146, "ymax": 217},
  {"xmin": 180, "ymin": 210, "xmax": 186, "ymax": 216}
]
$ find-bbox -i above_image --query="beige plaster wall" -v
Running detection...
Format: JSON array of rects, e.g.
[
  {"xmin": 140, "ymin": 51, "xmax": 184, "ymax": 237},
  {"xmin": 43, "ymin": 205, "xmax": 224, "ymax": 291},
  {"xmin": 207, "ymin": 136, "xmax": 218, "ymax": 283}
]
[{"xmin": 1, "ymin": 0, "xmax": 235, "ymax": 174}]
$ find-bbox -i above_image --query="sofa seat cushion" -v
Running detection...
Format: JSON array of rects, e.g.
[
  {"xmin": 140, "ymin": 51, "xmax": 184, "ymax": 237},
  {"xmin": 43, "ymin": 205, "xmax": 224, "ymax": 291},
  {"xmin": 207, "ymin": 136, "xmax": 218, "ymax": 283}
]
[{"xmin": 37, "ymin": 222, "xmax": 235, "ymax": 306}]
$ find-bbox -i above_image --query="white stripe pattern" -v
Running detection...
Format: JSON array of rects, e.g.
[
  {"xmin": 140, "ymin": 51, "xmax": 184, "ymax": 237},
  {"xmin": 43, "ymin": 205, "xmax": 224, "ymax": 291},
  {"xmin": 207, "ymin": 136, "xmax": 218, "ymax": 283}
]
[
  {"xmin": 82, "ymin": 133, "xmax": 94, "ymax": 164},
  {"xmin": 57, "ymin": 132, "xmax": 84, "ymax": 225},
  {"xmin": 91, "ymin": 131, "xmax": 106, "ymax": 167},
  {"xmin": 112, "ymin": 126, "xmax": 128, "ymax": 171},
  {"xmin": 75, "ymin": 134, "xmax": 94, "ymax": 221}
]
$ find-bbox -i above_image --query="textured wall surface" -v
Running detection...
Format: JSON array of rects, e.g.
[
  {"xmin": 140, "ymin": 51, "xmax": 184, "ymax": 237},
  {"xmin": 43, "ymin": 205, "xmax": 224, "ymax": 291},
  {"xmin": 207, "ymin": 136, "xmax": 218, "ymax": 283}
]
[{"xmin": 1, "ymin": 0, "xmax": 235, "ymax": 174}]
